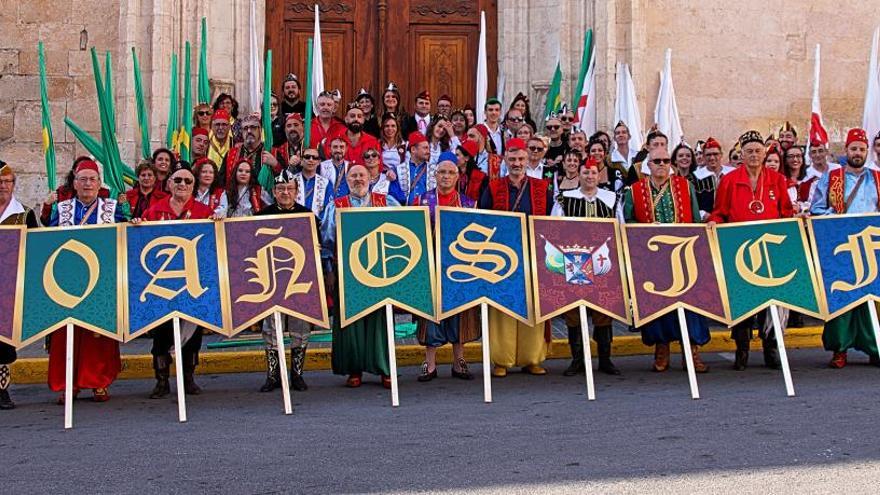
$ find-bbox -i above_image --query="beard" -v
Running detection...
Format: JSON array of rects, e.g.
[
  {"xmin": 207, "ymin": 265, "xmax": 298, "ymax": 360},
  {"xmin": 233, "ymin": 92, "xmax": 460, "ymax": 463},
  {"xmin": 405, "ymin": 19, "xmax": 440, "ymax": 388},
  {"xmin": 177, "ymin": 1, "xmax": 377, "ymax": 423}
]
[
  {"xmin": 848, "ymin": 155, "xmax": 866, "ymax": 168},
  {"xmin": 346, "ymin": 122, "xmax": 363, "ymax": 133}
]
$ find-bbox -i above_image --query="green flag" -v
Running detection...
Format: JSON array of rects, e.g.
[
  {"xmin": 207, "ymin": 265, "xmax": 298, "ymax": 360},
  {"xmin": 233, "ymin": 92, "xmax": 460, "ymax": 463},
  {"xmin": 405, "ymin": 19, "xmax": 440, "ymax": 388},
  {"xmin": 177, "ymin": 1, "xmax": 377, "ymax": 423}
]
[
  {"xmin": 714, "ymin": 218, "xmax": 822, "ymax": 325},
  {"xmin": 104, "ymin": 51, "xmax": 116, "ymax": 132},
  {"xmin": 179, "ymin": 42, "xmax": 193, "ymax": 162},
  {"xmin": 257, "ymin": 49, "xmax": 275, "ymax": 194},
  {"xmin": 571, "ymin": 29, "xmax": 593, "ymax": 111},
  {"xmin": 38, "ymin": 42, "xmax": 57, "ymax": 191},
  {"xmin": 89, "ymin": 48, "xmax": 125, "ymax": 198},
  {"xmin": 165, "ymin": 52, "xmax": 179, "ymax": 150},
  {"xmin": 544, "ymin": 53, "xmax": 563, "ymax": 118},
  {"xmin": 198, "ymin": 17, "xmax": 210, "ymax": 104},
  {"xmin": 132, "ymin": 48, "xmax": 151, "ymax": 160},
  {"xmin": 303, "ymin": 39, "xmax": 314, "ymax": 147}
]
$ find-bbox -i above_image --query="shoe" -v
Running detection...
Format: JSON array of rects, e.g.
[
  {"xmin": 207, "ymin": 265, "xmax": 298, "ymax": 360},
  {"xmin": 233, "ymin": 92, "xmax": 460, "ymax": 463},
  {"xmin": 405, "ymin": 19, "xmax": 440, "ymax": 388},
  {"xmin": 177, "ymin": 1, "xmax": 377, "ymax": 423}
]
[
  {"xmin": 451, "ymin": 358, "xmax": 474, "ymax": 380},
  {"xmin": 346, "ymin": 373, "xmax": 362, "ymax": 388},
  {"xmin": 690, "ymin": 346, "xmax": 709, "ymax": 373},
  {"xmin": 762, "ymin": 340, "xmax": 781, "ymax": 370},
  {"xmin": 260, "ymin": 349, "xmax": 281, "ymax": 392},
  {"xmin": 563, "ymin": 325, "xmax": 585, "ymax": 376},
  {"xmin": 522, "ymin": 364, "xmax": 547, "ymax": 375},
  {"xmin": 652, "ymin": 344, "xmax": 670, "ymax": 372},
  {"xmin": 381, "ymin": 375, "xmax": 392, "ymax": 389},
  {"xmin": 182, "ymin": 352, "xmax": 202, "ymax": 395},
  {"xmin": 829, "ymin": 351, "xmax": 847, "ymax": 369},
  {"xmin": 0, "ymin": 389, "xmax": 15, "ymax": 410},
  {"xmin": 150, "ymin": 354, "xmax": 171, "ymax": 399},
  {"xmin": 290, "ymin": 344, "xmax": 308, "ymax": 391},
  {"xmin": 56, "ymin": 389, "xmax": 80, "ymax": 405},
  {"xmin": 417, "ymin": 363, "xmax": 438, "ymax": 382},
  {"xmin": 563, "ymin": 361, "xmax": 585, "ymax": 376},
  {"xmin": 733, "ymin": 339, "xmax": 750, "ymax": 371},
  {"xmin": 492, "ymin": 366, "xmax": 507, "ymax": 378},
  {"xmin": 92, "ymin": 388, "xmax": 110, "ymax": 402},
  {"xmin": 595, "ymin": 326, "xmax": 621, "ymax": 375}
]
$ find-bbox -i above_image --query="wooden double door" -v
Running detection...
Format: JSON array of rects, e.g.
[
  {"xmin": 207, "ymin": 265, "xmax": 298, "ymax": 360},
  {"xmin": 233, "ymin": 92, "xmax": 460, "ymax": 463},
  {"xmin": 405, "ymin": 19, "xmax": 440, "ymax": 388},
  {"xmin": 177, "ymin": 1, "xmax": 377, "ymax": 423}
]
[{"xmin": 266, "ymin": 0, "xmax": 497, "ymax": 113}]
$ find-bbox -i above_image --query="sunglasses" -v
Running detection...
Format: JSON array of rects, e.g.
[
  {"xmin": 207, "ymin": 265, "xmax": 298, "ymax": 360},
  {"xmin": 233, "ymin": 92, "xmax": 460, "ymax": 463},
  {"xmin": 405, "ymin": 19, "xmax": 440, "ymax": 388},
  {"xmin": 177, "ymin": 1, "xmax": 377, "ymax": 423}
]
[
  {"xmin": 651, "ymin": 158, "xmax": 672, "ymax": 165},
  {"xmin": 507, "ymin": 117, "xmax": 524, "ymax": 122},
  {"xmin": 546, "ymin": 125, "xmax": 561, "ymax": 131},
  {"xmin": 198, "ymin": 111, "xmax": 212, "ymax": 116},
  {"xmin": 171, "ymin": 177, "xmax": 194, "ymax": 185},
  {"xmin": 363, "ymin": 151, "xmax": 379, "ymax": 159},
  {"xmin": 528, "ymin": 146, "xmax": 545, "ymax": 152},
  {"xmin": 303, "ymin": 154, "xmax": 320, "ymax": 160},
  {"xmin": 559, "ymin": 117, "xmax": 573, "ymax": 122}
]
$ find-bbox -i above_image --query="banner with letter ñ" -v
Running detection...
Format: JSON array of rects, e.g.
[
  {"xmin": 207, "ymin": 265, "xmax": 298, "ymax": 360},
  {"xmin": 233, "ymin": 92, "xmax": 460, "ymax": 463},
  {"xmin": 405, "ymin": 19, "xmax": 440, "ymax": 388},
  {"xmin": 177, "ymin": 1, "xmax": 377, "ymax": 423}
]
[
  {"xmin": 221, "ymin": 214, "xmax": 329, "ymax": 335},
  {"xmin": 336, "ymin": 207, "xmax": 436, "ymax": 327},
  {"xmin": 437, "ymin": 208, "xmax": 532, "ymax": 324},
  {"xmin": 529, "ymin": 216, "xmax": 630, "ymax": 324},
  {"xmin": 17, "ymin": 224, "xmax": 124, "ymax": 347},
  {"xmin": 0, "ymin": 226, "xmax": 25, "ymax": 346},
  {"xmin": 124, "ymin": 220, "xmax": 229, "ymax": 339},
  {"xmin": 808, "ymin": 213, "xmax": 880, "ymax": 319},
  {"xmin": 621, "ymin": 224, "xmax": 727, "ymax": 326},
  {"xmin": 714, "ymin": 218, "xmax": 823, "ymax": 325}
]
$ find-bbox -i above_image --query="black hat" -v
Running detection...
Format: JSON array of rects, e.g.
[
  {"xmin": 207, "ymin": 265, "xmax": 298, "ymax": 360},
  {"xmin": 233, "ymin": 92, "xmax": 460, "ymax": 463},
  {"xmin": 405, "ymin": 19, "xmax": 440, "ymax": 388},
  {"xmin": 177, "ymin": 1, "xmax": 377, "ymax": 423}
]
[
  {"xmin": 738, "ymin": 130, "xmax": 764, "ymax": 148},
  {"xmin": 275, "ymin": 168, "xmax": 296, "ymax": 185},
  {"xmin": 355, "ymin": 88, "xmax": 374, "ymax": 103},
  {"xmin": 169, "ymin": 160, "xmax": 194, "ymax": 176}
]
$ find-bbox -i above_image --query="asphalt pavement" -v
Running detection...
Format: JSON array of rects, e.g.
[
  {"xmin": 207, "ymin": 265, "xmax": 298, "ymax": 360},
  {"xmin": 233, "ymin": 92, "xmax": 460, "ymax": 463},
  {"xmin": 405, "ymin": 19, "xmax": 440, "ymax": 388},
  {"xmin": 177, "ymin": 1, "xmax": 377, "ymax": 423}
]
[{"xmin": 2, "ymin": 347, "xmax": 879, "ymax": 494}]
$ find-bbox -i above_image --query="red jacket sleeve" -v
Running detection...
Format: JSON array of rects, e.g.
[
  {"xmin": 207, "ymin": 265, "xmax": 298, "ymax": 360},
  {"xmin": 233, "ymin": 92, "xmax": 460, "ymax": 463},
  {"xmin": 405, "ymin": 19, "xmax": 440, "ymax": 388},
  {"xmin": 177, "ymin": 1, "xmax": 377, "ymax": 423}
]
[
  {"xmin": 776, "ymin": 173, "xmax": 795, "ymax": 218},
  {"xmin": 707, "ymin": 173, "xmax": 732, "ymax": 224}
]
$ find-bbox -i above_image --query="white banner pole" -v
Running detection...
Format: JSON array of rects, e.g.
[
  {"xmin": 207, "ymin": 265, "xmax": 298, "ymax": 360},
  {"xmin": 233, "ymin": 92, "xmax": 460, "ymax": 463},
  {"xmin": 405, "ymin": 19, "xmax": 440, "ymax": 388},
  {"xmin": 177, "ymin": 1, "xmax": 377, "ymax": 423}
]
[
  {"xmin": 172, "ymin": 317, "xmax": 188, "ymax": 422},
  {"xmin": 274, "ymin": 311, "xmax": 293, "ymax": 415},
  {"xmin": 676, "ymin": 307, "xmax": 700, "ymax": 400},
  {"xmin": 578, "ymin": 305, "xmax": 596, "ymax": 401},
  {"xmin": 64, "ymin": 322, "xmax": 74, "ymax": 430},
  {"xmin": 481, "ymin": 302, "xmax": 492, "ymax": 403},
  {"xmin": 770, "ymin": 304, "xmax": 796, "ymax": 397},
  {"xmin": 384, "ymin": 304, "xmax": 399, "ymax": 407}
]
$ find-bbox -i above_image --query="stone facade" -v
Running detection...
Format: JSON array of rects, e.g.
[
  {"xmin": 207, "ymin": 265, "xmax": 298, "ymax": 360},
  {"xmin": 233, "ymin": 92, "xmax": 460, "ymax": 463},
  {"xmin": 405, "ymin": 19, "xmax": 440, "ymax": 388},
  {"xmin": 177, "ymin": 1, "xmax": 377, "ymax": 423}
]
[{"xmin": 1, "ymin": 0, "xmax": 879, "ymax": 207}]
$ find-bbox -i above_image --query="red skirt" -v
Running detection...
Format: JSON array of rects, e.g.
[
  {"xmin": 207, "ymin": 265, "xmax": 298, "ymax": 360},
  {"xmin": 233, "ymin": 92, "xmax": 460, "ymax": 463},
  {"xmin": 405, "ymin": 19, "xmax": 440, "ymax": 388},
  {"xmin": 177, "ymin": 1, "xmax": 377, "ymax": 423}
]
[{"xmin": 48, "ymin": 327, "xmax": 121, "ymax": 392}]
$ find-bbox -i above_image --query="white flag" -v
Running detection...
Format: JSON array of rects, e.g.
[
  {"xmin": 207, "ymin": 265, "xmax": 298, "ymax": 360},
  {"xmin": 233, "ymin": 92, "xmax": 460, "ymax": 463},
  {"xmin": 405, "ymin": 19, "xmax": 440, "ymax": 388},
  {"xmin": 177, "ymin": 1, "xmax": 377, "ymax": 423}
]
[
  {"xmin": 614, "ymin": 63, "xmax": 643, "ymax": 153},
  {"xmin": 475, "ymin": 11, "xmax": 488, "ymax": 125},
  {"xmin": 311, "ymin": 4, "xmax": 326, "ymax": 110},
  {"xmin": 863, "ymin": 26, "xmax": 880, "ymax": 161},
  {"xmin": 653, "ymin": 48, "xmax": 683, "ymax": 147},
  {"xmin": 248, "ymin": 0, "xmax": 261, "ymax": 113},
  {"xmin": 575, "ymin": 49, "xmax": 597, "ymax": 135}
]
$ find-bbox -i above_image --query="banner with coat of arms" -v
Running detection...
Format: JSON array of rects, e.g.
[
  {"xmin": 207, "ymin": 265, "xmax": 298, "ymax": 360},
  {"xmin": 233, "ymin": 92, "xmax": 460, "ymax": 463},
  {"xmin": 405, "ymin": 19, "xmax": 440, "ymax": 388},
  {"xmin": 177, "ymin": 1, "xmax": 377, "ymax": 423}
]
[
  {"xmin": 437, "ymin": 208, "xmax": 532, "ymax": 324},
  {"xmin": 529, "ymin": 216, "xmax": 630, "ymax": 324},
  {"xmin": 124, "ymin": 220, "xmax": 228, "ymax": 339},
  {"xmin": 621, "ymin": 224, "xmax": 728, "ymax": 326},
  {"xmin": 17, "ymin": 224, "xmax": 124, "ymax": 346},
  {"xmin": 221, "ymin": 214, "xmax": 329, "ymax": 335}
]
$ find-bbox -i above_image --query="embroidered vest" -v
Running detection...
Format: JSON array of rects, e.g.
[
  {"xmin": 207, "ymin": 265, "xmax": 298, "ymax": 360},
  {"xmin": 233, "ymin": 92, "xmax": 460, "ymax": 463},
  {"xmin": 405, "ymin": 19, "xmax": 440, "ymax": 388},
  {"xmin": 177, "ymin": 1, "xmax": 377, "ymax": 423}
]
[
  {"xmin": 56, "ymin": 198, "xmax": 117, "ymax": 226},
  {"xmin": 630, "ymin": 176, "xmax": 693, "ymax": 223},
  {"xmin": 827, "ymin": 168, "xmax": 880, "ymax": 213},
  {"xmin": 488, "ymin": 177, "xmax": 549, "ymax": 215},
  {"xmin": 334, "ymin": 193, "xmax": 388, "ymax": 208},
  {"xmin": 296, "ymin": 174, "xmax": 329, "ymax": 217},
  {"xmin": 465, "ymin": 169, "xmax": 487, "ymax": 201}
]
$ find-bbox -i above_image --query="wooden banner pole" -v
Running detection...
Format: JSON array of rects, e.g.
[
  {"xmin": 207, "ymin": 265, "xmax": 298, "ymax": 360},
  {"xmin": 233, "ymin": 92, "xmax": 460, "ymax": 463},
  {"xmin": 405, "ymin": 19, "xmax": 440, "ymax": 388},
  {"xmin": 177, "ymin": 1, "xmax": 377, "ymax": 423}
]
[
  {"xmin": 770, "ymin": 304, "xmax": 796, "ymax": 397},
  {"xmin": 578, "ymin": 305, "xmax": 596, "ymax": 401},
  {"xmin": 481, "ymin": 302, "xmax": 492, "ymax": 403},
  {"xmin": 384, "ymin": 304, "xmax": 399, "ymax": 407},
  {"xmin": 64, "ymin": 322, "xmax": 74, "ymax": 430},
  {"xmin": 274, "ymin": 311, "xmax": 293, "ymax": 415},
  {"xmin": 676, "ymin": 307, "xmax": 700, "ymax": 400},
  {"xmin": 172, "ymin": 317, "xmax": 188, "ymax": 422}
]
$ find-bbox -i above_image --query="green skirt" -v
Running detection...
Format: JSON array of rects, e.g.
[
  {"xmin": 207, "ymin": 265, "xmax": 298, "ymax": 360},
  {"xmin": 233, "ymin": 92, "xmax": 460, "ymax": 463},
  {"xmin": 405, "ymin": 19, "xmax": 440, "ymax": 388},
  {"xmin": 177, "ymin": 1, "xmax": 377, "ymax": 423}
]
[
  {"xmin": 331, "ymin": 309, "xmax": 391, "ymax": 376},
  {"xmin": 822, "ymin": 303, "xmax": 879, "ymax": 356}
]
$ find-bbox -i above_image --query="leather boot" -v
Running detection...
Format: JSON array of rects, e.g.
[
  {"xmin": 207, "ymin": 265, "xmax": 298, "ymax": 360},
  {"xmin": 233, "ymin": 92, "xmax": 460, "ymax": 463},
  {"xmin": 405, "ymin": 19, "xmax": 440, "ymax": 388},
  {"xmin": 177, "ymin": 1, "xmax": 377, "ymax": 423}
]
[
  {"xmin": 0, "ymin": 364, "xmax": 14, "ymax": 410},
  {"xmin": 563, "ymin": 325, "xmax": 585, "ymax": 376},
  {"xmin": 595, "ymin": 326, "xmax": 620, "ymax": 375},
  {"xmin": 259, "ymin": 349, "xmax": 281, "ymax": 392},
  {"xmin": 182, "ymin": 351, "xmax": 201, "ymax": 395},
  {"xmin": 734, "ymin": 338, "xmax": 750, "ymax": 371},
  {"xmin": 653, "ymin": 343, "xmax": 670, "ymax": 372},
  {"xmin": 690, "ymin": 345, "xmax": 709, "ymax": 373},
  {"xmin": 290, "ymin": 344, "xmax": 308, "ymax": 391},
  {"xmin": 762, "ymin": 338, "xmax": 781, "ymax": 370},
  {"xmin": 149, "ymin": 354, "xmax": 171, "ymax": 399}
]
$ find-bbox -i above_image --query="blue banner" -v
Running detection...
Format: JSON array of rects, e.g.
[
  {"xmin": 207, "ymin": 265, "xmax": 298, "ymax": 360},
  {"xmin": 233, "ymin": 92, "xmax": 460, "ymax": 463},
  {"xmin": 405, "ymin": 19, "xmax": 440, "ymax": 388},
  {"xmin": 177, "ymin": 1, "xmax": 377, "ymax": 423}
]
[
  {"xmin": 436, "ymin": 207, "xmax": 532, "ymax": 324},
  {"xmin": 809, "ymin": 214, "xmax": 880, "ymax": 318},
  {"xmin": 125, "ymin": 221, "xmax": 227, "ymax": 339}
]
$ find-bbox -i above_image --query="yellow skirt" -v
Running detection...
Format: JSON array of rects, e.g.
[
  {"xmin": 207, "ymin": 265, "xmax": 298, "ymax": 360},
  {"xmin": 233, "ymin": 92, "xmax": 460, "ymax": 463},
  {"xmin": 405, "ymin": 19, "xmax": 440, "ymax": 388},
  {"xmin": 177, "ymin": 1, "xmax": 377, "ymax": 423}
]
[{"xmin": 488, "ymin": 307, "xmax": 547, "ymax": 368}]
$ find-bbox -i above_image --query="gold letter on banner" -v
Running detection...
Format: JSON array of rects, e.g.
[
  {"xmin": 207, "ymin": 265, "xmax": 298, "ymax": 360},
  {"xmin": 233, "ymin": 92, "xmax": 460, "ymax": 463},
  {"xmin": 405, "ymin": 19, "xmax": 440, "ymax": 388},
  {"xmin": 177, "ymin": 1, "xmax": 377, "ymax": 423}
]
[
  {"xmin": 642, "ymin": 235, "xmax": 699, "ymax": 297},
  {"xmin": 237, "ymin": 227, "xmax": 313, "ymax": 303},
  {"xmin": 139, "ymin": 235, "xmax": 207, "ymax": 302},
  {"xmin": 831, "ymin": 226, "xmax": 880, "ymax": 292},
  {"xmin": 734, "ymin": 233, "xmax": 796, "ymax": 287},
  {"xmin": 42, "ymin": 239, "xmax": 100, "ymax": 309},
  {"xmin": 349, "ymin": 222, "xmax": 422, "ymax": 288},
  {"xmin": 446, "ymin": 223, "xmax": 519, "ymax": 283}
]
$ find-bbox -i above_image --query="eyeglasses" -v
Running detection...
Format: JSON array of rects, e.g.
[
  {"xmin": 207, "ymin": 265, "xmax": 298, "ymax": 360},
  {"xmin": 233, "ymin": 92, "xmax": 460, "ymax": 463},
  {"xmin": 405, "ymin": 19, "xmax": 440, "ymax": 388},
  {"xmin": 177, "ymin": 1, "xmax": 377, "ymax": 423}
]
[
  {"xmin": 559, "ymin": 117, "xmax": 573, "ymax": 122},
  {"xmin": 198, "ymin": 111, "xmax": 212, "ymax": 116},
  {"xmin": 171, "ymin": 177, "xmax": 195, "ymax": 185},
  {"xmin": 507, "ymin": 117, "xmax": 524, "ymax": 123},
  {"xmin": 546, "ymin": 125, "xmax": 561, "ymax": 131},
  {"xmin": 303, "ymin": 154, "xmax": 320, "ymax": 160},
  {"xmin": 651, "ymin": 158, "xmax": 672, "ymax": 165},
  {"xmin": 363, "ymin": 151, "xmax": 379, "ymax": 159},
  {"xmin": 528, "ymin": 146, "xmax": 545, "ymax": 152}
]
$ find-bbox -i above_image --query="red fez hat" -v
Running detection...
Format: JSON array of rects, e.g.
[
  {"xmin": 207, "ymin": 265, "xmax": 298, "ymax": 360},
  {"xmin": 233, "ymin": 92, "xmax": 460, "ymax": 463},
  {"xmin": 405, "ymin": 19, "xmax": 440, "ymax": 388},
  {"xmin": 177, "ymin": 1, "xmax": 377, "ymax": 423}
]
[
  {"xmin": 416, "ymin": 90, "xmax": 431, "ymax": 101},
  {"xmin": 583, "ymin": 157, "xmax": 600, "ymax": 170},
  {"xmin": 438, "ymin": 94, "xmax": 452, "ymax": 103},
  {"xmin": 458, "ymin": 139, "xmax": 479, "ymax": 158},
  {"xmin": 704, "ymin": 137, "xmax": 722, "ymax": 151},
  {"xmin": 192, "ymin": 127, "xmax": 209, "ymax": 138},
  {"xmin": 75, "ymin": 159, "xmax": 100, "ymax": 175},
  {"xmin": 474, "ymin": 124, "xmax": 489, "ymax": 140},
  {"xmin": 846, "ymin": 128, "xmax": 869, "ymax": 147},
  {"xmin": 212, "ymin": 109, "xmax": 230, "ymax": 122},
  {"xmin": 285, "ymin": 112, "xmax": 303, "ymax": 123},
  {"xmin": 505, "ymin": 138, "xmax": 527, "ymax": 152},
  {"xmin": 408, "ymin": 131, "xmax": 428, "ymax": 148}
]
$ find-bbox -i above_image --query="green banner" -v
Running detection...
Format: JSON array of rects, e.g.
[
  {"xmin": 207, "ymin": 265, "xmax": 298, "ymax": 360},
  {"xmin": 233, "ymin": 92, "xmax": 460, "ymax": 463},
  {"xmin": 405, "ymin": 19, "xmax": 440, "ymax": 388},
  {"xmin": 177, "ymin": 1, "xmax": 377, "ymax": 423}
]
[
  {"xmin": 336, "ymin": 207, "xmax": 436, "ymax": 326},
  {"xmin": 713, "ymin": 219, "xmax": 822, "ymax": 324},
  {"xmin": 19, "ymin": 225, "xmax": 124, "ymax": 346}
]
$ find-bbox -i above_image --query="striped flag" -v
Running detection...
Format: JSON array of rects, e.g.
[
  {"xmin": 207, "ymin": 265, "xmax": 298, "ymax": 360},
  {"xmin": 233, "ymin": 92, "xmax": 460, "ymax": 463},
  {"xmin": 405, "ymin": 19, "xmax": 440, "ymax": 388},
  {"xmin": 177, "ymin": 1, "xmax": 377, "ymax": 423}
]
[
  {"xmin": 166, "ymin": 52, "xmax": 179, "ymax": 149},
  {"xmin": 38, "ymin": 42, "xmax": 57, "ymax": 191},
  {"xmin": 573, "ymin": 30, "xmax": 596, "ymax": 133},
  {"xmin": 178, "ymin": 42, "xmax": 193, "ymax": 162},
  {"xmin": 543, "ymin": 48, "xmax": 563, "ymax": 118}
]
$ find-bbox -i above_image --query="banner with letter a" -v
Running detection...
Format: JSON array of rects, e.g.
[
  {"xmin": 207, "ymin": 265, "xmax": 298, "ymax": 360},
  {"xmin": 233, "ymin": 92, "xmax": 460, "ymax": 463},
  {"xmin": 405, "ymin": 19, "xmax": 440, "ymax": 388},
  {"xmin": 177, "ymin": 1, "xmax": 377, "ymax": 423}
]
[
  {"xmin": 808, "ymin": 213, "xmax": 880, "ymax": 319},
  {"xmin": 17, "ymin": 225, "xmax": 124, "ymax": 347},
  {"xmin": 221, "ymin": 214, "xmax": 329, "ymax": 335},
  {"xmin": 124, "ymin": 220, "xmax": 228, "ymax": 339},
  {"xmin": 529, "ymin": 217, "xmax": 630, "ymax": 324},
  {"xmin": 714, "ymin": 218, "xmax": 823, "ymax": 325},
  {"xmin": 336, "ymin": 207, "xmax": 436, "ymax": 327},
  {"xmin": 621, "ymin": 224, "xmax": 727, "ymax": 326},
  {"xmin": 0, "ymin": 226, "xmax": 24, "ymax": 347},
  {"xmin": 437, "ymin": 208, "xmax": 532, "ymax": 324}
]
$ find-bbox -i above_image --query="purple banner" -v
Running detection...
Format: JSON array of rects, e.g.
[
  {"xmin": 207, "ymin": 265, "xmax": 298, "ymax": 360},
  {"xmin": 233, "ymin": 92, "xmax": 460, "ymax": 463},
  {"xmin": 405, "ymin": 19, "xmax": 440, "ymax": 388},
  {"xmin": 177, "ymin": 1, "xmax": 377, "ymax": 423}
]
[
  {"xmin": 530, "ymin": 217, "xmax": 629, "ymax": 323},
  {"xmin": 0, "ymin": 227, "xmax": 23, "ymax": 346},
  {"xmin": 622, "ymin": 224, "xmax": 727, "ymax": 325},
  {"xmin": 222, "ymin": 214, "xmax": 328, "ymax": 334}
]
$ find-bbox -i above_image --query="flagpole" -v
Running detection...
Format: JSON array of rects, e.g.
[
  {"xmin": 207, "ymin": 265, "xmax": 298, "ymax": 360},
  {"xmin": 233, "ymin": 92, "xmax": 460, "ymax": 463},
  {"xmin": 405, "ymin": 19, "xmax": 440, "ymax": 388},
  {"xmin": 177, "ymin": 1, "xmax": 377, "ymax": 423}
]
[
  {"xmin": 769, "ymin": 304, "xmax": 796, "ymax": 397},
  {"xmin": 481, "ymin": 302, "xmax": 492, "ymax": 403},
  {"xmin": 274, "ymin": 311, "xmax": 293, "ymax": 415},
  {"xmin": 64, "ymin": 322, "xmax": 74, "ymax": 430},
  {"xmin": 173, "ymin": 317, "xmax": 188, "ymax": 422},
  {"xmin": 578, "ymin": 305, "xmax": 595, "ymax": 401},
  {"xmin": 676, "ymin": 307, "xmax": 700, "ymax": 400},
  {"xmin": 384, "ymin": 304, "xmax": 399, "ymax": 407}
]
